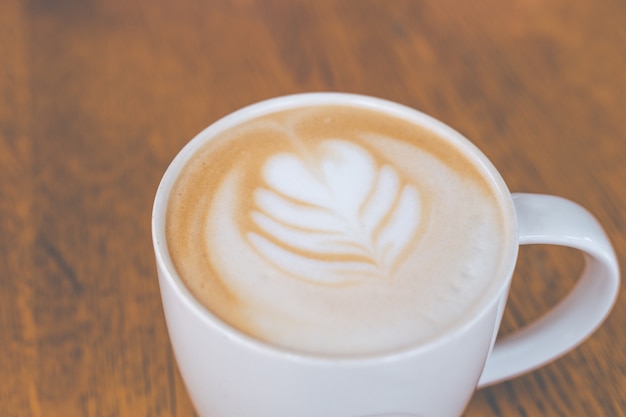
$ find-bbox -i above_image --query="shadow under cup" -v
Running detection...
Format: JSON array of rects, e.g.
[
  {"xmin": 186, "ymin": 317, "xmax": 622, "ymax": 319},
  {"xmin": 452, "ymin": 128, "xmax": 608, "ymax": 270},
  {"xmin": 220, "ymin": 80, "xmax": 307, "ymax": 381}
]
[{"xmin": 152, "ymin": 93, "xmax": 618, "ymax": 417}]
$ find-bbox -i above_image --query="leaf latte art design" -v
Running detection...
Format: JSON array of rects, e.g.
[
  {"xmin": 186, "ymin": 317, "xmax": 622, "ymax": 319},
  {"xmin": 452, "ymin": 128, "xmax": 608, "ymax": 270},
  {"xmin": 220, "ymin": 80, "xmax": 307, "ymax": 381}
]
[{"xmin": 247, "ymin": 139, "xmax": 422, "ymax": 284}]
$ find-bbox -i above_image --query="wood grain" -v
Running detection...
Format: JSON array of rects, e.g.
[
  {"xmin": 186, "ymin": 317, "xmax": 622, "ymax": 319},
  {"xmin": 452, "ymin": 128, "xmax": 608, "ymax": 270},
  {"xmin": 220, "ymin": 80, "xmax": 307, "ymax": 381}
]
[{"xmin": 1, "ymin": 0, "xmax": 624, "ymax": 416}]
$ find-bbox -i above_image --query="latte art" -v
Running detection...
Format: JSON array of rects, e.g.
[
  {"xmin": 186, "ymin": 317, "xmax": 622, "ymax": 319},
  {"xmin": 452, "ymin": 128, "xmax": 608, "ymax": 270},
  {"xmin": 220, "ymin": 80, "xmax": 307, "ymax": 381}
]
[
  {"xmin": 248, "ymin": 139, "xmax": 421, "ymax": 284},
  {"xmin": 166, "ymin": 105, "xmax": 509, "ymax": 356}
]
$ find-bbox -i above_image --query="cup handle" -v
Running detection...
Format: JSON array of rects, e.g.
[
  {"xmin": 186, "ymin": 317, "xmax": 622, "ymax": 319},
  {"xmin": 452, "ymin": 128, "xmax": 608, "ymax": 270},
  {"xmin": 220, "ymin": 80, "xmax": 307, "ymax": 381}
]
[{"xmin": 477, "ymin": 193, "xmax": 620, "ymax": 388}]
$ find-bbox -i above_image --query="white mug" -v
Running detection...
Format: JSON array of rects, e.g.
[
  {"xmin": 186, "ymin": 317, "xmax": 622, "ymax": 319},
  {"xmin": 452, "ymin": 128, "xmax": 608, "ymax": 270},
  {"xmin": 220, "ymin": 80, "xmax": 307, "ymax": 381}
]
[{"xmin": 152, "ymin": 93, "xmax": 620, "ymax": 417}]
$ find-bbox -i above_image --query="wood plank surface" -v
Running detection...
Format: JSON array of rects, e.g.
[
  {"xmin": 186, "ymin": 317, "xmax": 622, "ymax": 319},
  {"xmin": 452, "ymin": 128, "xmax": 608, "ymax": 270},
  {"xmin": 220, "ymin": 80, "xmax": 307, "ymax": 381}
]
[{"xmin": 1, "ymin": 0, "xmax": 624, "ymax": 416}]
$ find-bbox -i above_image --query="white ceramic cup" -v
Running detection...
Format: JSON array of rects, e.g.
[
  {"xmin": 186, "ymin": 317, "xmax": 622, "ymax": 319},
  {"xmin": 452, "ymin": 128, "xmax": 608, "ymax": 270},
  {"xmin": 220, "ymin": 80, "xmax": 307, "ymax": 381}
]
[{"xmin": 152, "ymin": 93, "xmax": 620, "ymax": 417}]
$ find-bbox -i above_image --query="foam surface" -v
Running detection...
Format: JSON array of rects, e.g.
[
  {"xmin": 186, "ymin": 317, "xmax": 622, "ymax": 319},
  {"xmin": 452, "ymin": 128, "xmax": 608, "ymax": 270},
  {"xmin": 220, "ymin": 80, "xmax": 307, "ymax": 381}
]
[{"xmin": 166, "ymin": 105, "xmax": 510, "ymax": 356}]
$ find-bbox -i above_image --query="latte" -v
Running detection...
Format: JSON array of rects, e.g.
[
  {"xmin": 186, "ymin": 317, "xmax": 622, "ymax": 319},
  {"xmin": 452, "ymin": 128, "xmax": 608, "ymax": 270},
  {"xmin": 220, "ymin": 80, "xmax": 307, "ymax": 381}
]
[{"xmin": 166, "ymin": 103, "xmax": 511, "ymax": 356}]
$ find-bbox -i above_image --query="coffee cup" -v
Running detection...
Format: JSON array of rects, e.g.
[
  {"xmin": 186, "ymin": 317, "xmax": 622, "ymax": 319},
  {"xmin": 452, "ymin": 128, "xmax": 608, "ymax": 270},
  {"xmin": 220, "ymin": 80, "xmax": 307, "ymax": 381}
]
[{"xmin": 152, "ymin": 93, "xmax": 619, "ymax": 417}]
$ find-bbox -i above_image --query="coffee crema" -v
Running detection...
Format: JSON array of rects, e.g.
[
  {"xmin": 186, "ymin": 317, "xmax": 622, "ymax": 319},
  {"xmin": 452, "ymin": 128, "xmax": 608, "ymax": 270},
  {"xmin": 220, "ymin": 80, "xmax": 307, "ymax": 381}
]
[{"xmin": 166, "ymin": 105, "xmax": 510, "ymax": 356}]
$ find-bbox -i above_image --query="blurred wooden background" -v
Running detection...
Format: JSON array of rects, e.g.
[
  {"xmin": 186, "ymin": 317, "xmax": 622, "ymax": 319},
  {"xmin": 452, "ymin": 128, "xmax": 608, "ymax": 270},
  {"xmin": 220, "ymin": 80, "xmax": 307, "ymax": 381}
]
[{"xmin": 1, "ymin": 0, "xmax": 624, "ymax": 415}]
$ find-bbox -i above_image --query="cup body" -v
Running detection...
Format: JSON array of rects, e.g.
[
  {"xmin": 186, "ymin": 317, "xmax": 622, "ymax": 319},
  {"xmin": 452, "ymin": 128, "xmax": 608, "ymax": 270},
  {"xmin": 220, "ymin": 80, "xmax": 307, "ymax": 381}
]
[
  {"xmin": 152, "ymin": 93, "xmax": 520, "ymax": 417},
  {"xmin": 157, "ymin": 266, "xmax": 510, "ymax": 417}
]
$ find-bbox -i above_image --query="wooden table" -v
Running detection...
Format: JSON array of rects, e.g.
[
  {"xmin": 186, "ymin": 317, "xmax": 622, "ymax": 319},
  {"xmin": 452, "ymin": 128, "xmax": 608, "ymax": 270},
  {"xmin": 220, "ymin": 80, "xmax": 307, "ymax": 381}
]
[{"xmin": 1, "ymin": 0, "xmax": 624, "ymax": 415}]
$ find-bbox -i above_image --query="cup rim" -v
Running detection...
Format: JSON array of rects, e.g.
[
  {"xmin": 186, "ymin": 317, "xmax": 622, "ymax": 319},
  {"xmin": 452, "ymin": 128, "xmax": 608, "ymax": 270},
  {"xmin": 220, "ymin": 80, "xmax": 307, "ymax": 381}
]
[{"xmin": 151, "ymin": 92, "xmax": 520, "ymax": 365}]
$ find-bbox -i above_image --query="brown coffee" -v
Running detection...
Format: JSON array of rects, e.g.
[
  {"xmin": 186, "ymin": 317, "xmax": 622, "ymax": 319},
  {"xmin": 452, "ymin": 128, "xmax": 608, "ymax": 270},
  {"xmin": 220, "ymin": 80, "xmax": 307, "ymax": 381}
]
[{"xmin": 166, "ymin": 104, "xmax": 510, "ymax": 356}]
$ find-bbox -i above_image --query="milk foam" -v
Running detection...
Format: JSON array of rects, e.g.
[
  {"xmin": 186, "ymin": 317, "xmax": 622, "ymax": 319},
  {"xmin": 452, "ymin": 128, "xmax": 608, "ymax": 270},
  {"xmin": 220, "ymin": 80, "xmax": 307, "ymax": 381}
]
[
  {"xmin": 166, "ymin": 105, "xmax": 509, "ymax": 356},
  {"xmin": 248, "ymin": 139, "xmax": 421, "ymax": 283}
]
